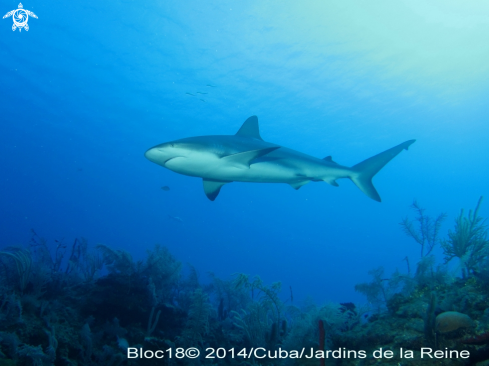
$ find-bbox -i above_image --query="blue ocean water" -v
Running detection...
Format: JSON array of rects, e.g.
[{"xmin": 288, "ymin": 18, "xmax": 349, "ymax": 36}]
[{"xmin": 1, "ymin": 0, "xmax": 488, "ymax": 306}]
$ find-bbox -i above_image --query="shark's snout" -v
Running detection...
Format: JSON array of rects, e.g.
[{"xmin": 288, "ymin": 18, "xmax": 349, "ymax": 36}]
[
  {"xmin": 144, "ymin": 147, "xmax": 159, "ymax": 163},
  {"xmin": 145, "ymin": 146, "xmax": 183, "ymax": 167}
]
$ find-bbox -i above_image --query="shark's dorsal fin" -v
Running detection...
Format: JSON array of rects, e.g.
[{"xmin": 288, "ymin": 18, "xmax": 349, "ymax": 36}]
[
  {"xmin": 323, "ymin": 156, "xmax": 338, "ymax": 164},
  {"xmin": 221, "ymin": 147, "xmax": 279, "ymax": 169},
  {"xmin": 203, "ymin": 179, "xmax": 230, "ymax": 201},
  {"xmin": 236, "ymin": 116, "xmax": 263, "ymax": 140}
]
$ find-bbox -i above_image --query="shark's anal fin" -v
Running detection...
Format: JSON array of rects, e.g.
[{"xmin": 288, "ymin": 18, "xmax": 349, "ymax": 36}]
[
  {"xmin": 221, "ymin": 147, "xmax": 279, "ymax": 169},
  {"xmin": 235, "ymin": 116, "xmax": 263, "ymax": 140},
  {"xmin": 203, "ymin": 179, "xmax": 230, "ymax": 201}
]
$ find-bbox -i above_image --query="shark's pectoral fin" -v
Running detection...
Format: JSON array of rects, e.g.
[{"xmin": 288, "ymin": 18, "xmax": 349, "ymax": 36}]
[
  {"xmin": 221, "ymin": 147, "xmax": 279, "ymax": 169},
  {"xmin": 203, "ymin": 179, "xmax": 230, "ymax": 201},
  {"xmin": 289, "ymin": 180, "xmax": 311, "ymax": 190}
]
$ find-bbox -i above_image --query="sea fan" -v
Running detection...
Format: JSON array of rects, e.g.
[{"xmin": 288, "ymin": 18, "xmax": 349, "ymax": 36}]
[{"xmin": 177, "ymin": 288, "xmax": 212, "ymax": 347}]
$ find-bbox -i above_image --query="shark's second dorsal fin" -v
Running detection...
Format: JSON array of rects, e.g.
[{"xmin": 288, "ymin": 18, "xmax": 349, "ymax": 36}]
[{"xmin": 236, "ymin": 116, "xmax": 263, "ymax": 140}]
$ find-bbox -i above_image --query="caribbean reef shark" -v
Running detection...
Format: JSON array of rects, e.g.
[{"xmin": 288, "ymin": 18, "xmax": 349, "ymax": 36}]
[{"xmin": 145, "ymin": 116, "xmax": 415, "ymax": 201}]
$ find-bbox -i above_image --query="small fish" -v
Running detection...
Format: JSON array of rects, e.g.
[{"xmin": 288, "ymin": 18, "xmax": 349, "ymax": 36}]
[
  {"xmin": 185, "ymin": 92, "xmax": 196, "ymax": 96},
  {"xmin": 206, "ymin": 84, "xmax": 217, "ymax": 87},
  {"xmin": 196, "ymin": 92, "xmax": 208, "ymax": 95},
  {"xmin": 168, "ymin": 215, "xmax": 183, "ymax": 223},
  {"xmin": 161, "ymin": 186, "xmax": 170, "ymax": 191},
  {"xmin": 200, "ymin": 99, "xmax": 206, "ymax": 102}
]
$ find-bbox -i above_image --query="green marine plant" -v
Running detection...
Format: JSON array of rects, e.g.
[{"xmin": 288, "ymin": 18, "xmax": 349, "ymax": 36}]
[
  {"xmin": 441, "ymin": 196, "xmax": 489, "ymax": 277},
  {"xmin": 319, "ymin": 319, "xmax": 326, "ymax": 366},
  {"xmin": 96, "ymin": 244, "xmax": 137, "ymax": 275},
  {"xmin": 0, "ymin": 332, "xmax": 20, "ymax": 361},
  {"xmin": 79, "ymin": 323, "xmax": 93, "ymax": 363},
  {"xmin": 232, "ymin": 302, "xmax": 269, "ymax": 347},
  {"xmin": 281, "ymin": 302, "xmax": 353, "ymax": 357},
  {"xmin": 476, "ymin": 255, "xmax": 489, "ymax": 283},
  {"xmin": 143, "ymin": 244, "xmax": 181, "ymax": 304},
  {"xmin": 230, "ymin": 274, "xmax": 285, "ymax": 350},
  {"xmin": 413, "ymin": 255, "xmax": 452, "ymax": 290},
  {"xmin": 354, "ymin": 267, "xmax": 389, "ymax": 311},
  {"xmin": 0, "ymin": 247, "xmax": 32, "ymax": 294},
  {"xmin": 177, "ymin": 288, "xmax": 212, "ymax": 347},
  {"xmin": 388, "ymin": 267, "xmax": 413, "ymax": 292},
  {"xmin": 400, "ymin": 200, "xmax": 446, "ymax": 258},
  {"xmin": 424, "ymin": 292, "xmax": 437, "ymax": 347},
  {"xmin": 233, "ymin": 274, "xmax": 283, "ymax": 325},
  {"xmin": 29, "ymin": 230, "xmax": 64, "ymax": 274},
  {"xmin": 64, "ymin": 238, "xmax": 104, "ymax": 282},
  {"xmin": 146, "ymin": 306, "xmax": 162, "ymax": 338},
  {"xmin": 17, "ymin": 344, "xmax": 51, "ymax": 365},
  {"xmin": 281, "ymin": 307, "xmax": 315, "ymax": 353},
  {"xmin": 208, "ymin": 272, "xmax": 250, "ymax": 320},
  {"xmin": 355, "ymin": 266, "xmax": 418, "ymax": 313}
]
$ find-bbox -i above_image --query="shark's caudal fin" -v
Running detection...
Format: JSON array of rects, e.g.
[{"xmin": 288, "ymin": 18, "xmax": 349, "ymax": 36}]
[{"xmin": 350, "ymin": 139, "xmax": 416, "ymax": 202}]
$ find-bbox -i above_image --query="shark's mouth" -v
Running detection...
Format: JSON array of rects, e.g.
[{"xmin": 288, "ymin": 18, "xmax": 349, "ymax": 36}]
[
  {"xmin": 164, "ymin": 156, "xmax": 183, "ymax": 165},
  {"xmin": 164, "ymin": 157, "xmax": 177, "ymax": 164}
]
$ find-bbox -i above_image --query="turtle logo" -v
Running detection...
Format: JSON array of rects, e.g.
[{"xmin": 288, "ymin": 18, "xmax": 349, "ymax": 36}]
[{"xmin": 3, "ymin": 3, "xmax": 37, "ymax": 32}]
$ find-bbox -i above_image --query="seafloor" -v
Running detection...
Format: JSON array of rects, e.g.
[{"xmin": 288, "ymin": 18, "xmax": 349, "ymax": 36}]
[{"xmin": 0, "ymin": 199, "xmax": 488, "ymax": 366}]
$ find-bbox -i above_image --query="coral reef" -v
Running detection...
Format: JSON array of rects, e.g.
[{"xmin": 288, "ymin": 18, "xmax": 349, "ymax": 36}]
[
  {"xmin": 0, "ymin": 198, "xmax": 488, "ymax": 365},
  {"xmin": 441, "ymin": 197, "xmax": 489, "ymax": 278}
]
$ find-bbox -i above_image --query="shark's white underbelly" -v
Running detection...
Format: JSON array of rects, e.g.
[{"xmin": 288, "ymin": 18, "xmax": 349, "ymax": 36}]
[
  {"xmin": 209, "ymin": 162, "xmax": 300, "ymax": 183},
  {"xmin": 170, "ymin": 158, "xmax": 348, "ymax": 184},
  {"xmin": 225, "ymin": 162, "xmax": 315, "ymax": 182}
]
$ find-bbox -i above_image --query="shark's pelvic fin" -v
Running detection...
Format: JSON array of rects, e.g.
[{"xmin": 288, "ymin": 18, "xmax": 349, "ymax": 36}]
[
  {"xmin": 203, "ymin": 179, "xmax": 230, "ymax": 201},
  {"xmin": 221, "ymin": 147, "xmax": 279, "ymax": 169},
  {"xmin": 350, "ymin": 139, "xmax": 416, "ymax": 202},
  {"xmin": 323, "ymin": 177, "xmax": 339, "ymax": 187},
  {"xmin": 289, "ymin": 180, "xmax": 311, "ymax": 190},
  {"xmin": 236, "ymin": 116, "xmax": 263, "ymax": 140}
]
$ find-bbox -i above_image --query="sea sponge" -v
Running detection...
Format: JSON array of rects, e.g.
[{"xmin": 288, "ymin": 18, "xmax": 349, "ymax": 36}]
[{"xmin": 435, "ymin": 311, "xmax": 474, "ymax": 333}]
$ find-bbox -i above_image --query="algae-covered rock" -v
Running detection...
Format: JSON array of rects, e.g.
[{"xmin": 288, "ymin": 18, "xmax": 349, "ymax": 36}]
[
  {"xmin": 436, "ymin": 311, "xmax": 475, "ymax": 333},
  {"xmin": 405, "ymin": 317, "xmax": 424, "ymax": 333}
]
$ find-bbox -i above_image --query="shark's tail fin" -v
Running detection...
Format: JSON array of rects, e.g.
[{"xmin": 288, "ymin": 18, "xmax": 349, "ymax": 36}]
[{"xmin": 350, "ymin": 140, "xmax": 416, "ymax": 202}]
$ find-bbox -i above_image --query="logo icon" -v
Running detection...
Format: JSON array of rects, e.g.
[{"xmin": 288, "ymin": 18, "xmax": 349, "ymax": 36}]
[{"xmin": 3, "ymin": 3, "xmax": 37, "ymax": 32}]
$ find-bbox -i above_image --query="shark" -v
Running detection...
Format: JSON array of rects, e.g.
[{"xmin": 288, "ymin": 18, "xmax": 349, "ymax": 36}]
[{"xmin": 145, "ymin": 116, "xmax": 415, "ymax": 201}]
